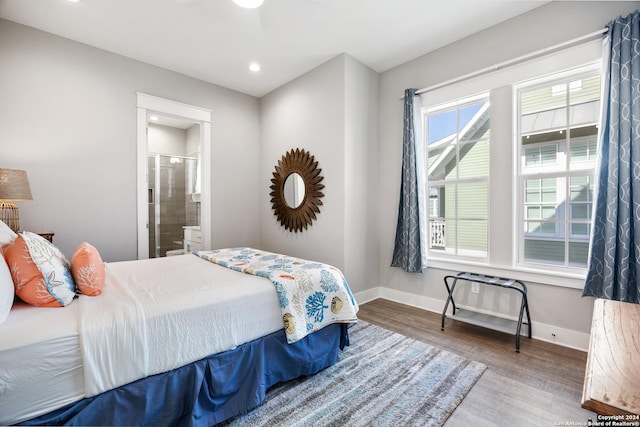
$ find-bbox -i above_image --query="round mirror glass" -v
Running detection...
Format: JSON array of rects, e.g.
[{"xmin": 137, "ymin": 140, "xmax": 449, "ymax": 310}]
[{"xmin": 283, "ymin": 172, "xmax": 305, "ymax": 208}]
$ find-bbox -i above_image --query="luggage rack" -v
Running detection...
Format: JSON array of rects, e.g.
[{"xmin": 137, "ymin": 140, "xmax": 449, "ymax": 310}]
[{"xmin": 440, "ymin": 272, "xmax": 532, "ymax": 352}]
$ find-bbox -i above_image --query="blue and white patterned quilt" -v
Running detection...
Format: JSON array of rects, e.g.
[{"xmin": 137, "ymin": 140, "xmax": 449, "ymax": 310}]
[{"xmin": 195, "ymin": 248, "xmax": 359, "ymax": 344}]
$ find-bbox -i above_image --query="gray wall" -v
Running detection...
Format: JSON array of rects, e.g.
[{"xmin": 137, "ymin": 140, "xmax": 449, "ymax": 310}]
[
  {"xmin": 260, "ymin": 55, "xmax": 345, "ymax": 270},
  {"xmin": 377, "ymin": 1, "xmax": 640, "ymax": 348},
  {"xmin": 0, "ymin": 19, "xmax": 261, "ymax": 262},
  {"xmin": 259, "ymin": 54, "xmax": 379, "ymax": 294}
]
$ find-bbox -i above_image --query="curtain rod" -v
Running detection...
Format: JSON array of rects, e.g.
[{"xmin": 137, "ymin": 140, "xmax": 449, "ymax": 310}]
[{"xmin": 401, "ymin": 27, "xmax": 607, "ymax": 99}]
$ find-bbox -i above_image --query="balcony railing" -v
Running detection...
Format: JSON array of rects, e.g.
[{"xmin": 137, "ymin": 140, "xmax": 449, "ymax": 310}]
[{"xmin": 430, "ymin": 219, "xmax": 445, "ymax": 249}]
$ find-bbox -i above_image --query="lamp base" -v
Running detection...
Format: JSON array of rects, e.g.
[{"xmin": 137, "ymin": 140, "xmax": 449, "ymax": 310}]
[{"xmin": 0, "ymin": 202, "xmax": 20, "ymax": 233}]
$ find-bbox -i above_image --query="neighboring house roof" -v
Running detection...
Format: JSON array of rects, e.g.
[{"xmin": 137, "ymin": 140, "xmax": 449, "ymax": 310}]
[
  {"xmin": 521, "ymin": 99, "xmax": 599, "ymax": 135},
  {"xmin": 428, "ymin": 102, "xmax": 490, "ymax": 178}
]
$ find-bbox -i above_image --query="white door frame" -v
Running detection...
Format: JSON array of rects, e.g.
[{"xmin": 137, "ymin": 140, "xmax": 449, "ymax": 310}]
[{"xmin": 136, "ymin": 92, "xmax": 212, "ymax": 259}]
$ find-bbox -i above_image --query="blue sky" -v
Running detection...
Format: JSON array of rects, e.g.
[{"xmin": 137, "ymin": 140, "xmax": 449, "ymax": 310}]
[{"xmin": 428, "ymin": 102, "xmax": 483, "ymax": 145}]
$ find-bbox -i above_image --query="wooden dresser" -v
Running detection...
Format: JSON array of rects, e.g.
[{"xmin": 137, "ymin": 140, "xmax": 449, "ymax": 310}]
[{"xmin": 582, "ymin": 298, "xmax": 640, "ymax": 415}]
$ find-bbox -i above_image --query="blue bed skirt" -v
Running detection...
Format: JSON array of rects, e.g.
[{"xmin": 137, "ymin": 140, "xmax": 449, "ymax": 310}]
[{"xmin": 20, "ymin": 323, "xmax": 349, "ymax": 427}]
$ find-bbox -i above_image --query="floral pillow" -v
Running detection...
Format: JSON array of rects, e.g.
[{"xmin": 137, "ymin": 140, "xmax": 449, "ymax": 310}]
[
  {"xmin": 3, "ymin": 232, "xmax": 76, "ymax": 307},
  {"xmin": 71, "ymin": 242, "xmax": 105, "ymax": 296}
]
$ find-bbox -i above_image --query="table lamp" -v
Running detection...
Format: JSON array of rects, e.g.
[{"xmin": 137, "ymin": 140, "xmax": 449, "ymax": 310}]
[{"xmin": 0, "ymin": 169, "xmax": 33, "ymax": 233}]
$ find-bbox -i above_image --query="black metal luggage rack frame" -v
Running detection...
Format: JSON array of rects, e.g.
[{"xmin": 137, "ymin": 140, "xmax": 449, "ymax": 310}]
[{"xmin": 441, "ymin": 272, "xmax": 532, "ymax": 352}]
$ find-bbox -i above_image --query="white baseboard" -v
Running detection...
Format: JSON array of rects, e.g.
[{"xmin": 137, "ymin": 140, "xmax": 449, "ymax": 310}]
[{"xmin": 353, "ymin": 287, "xmax": 589, "ymax": 352}]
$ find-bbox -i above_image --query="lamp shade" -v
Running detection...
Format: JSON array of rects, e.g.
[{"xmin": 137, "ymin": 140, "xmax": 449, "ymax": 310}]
[{"xmin": 0, "ymin": 169, "xmax": 33, "ymax": 201}]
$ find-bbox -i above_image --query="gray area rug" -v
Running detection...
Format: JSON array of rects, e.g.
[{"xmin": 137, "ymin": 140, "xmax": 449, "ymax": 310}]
[{"xmin": 221, "ymin": 321, "xmax": 487, "ymax": 427}]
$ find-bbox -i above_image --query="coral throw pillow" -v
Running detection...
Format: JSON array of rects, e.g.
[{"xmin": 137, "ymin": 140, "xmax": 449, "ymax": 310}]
[
  {"xmin": 4, "ymin": 232, "xmax": 76, "ymax": 307},
  {"xmin": 71, "ymin": 242, "xmax": 105, "ymax": 296}
]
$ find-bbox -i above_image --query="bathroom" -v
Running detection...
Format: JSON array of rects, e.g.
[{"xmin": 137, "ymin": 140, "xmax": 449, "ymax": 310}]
[{"xmin": 147, "ymin": 120, "xmax": 201, "ymax": 257}]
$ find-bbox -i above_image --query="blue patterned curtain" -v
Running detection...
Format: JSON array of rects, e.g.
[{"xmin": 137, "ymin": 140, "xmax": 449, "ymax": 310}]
[
  {"xmin": 584, "ymin": 11, "xmax": 640, "ymax": 304},
  {"xmin": 392, "ymin": 89, "xmax": 427, "ymax": 273}
]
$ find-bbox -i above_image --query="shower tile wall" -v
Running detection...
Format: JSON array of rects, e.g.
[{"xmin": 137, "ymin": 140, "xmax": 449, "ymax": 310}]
[{"xmin": 158, "ymin": 156, "xmax": 187, "ymax": 257}]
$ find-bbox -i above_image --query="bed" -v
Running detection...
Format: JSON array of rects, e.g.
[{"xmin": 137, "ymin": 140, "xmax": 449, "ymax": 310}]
[{"xmin": 0, "ymin": 247, "xmax": 358, "ymax": 426}]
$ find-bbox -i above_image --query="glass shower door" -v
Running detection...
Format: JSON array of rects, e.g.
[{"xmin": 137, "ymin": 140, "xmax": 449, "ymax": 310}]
[{"xmin": 148, "ymin": 154, "xmax": 199, "ymax": 258}]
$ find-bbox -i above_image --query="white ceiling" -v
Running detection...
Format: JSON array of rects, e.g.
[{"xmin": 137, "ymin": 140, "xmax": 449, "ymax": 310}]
[{"xmin": 0, "ymin": 0, "xmax": 549, "ymax": 97}]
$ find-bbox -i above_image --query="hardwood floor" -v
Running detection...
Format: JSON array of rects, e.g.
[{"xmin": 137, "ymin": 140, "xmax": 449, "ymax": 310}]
[{"xmin": 358, "ymin": 298, "xmax": 595, "ymax": 427}]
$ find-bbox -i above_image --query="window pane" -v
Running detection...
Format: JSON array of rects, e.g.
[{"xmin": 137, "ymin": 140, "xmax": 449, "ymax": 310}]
[
  {"xmin": 570, "ymin": 125, "xmax": 598, "ymax": 165},
  {"xmin": 427, "ymin": 144, "xmax": 458, "ymax": 181},
  {"xmin": 571, "ymin": 223, "xmax": 589, "ymax": 236},
  {"xmin": 458, "ymin": 140, "xmax": 489, "ymax": 178},
  {"xmin": 522, "ymin": 141, "xmax": 558, "ymax": 168},
  {"xmin": 526, "ymin": 221, "xmax": 556, "ymax": 234},
  {"xmin": 527, "ymin": 206, "xmax": 541, "ymax": 219},
  {"xmin": 525, "ymin": 179, "xmax": 558, "ymax": 207},
  {"xmin": 427, "ymin": 146, "xmax": 448, "ymax": 181},
  {"xmin": 524, "ymin": 146, "xmax": 541, "ymax": 166},
  {"xmin": 459, "ymin": 102, "xmax": 490, "ymax": 142},
  {"xmin": 570, "ymin": 171, "xmax": 592, "ymax": 234},
  {"xmin": 458, "ymin": 220, "xmax": 487, "ymax": 257},
  {"xmin": 569, "ymin": 75, "xmax": 601, "ymax": 127},
  {"xmin": 443, "ymin": 217, "xmax": 457, "ymax": 251},
  {"xmin": 521, "ymin": 85, "xmax": 567, "ymax": 116},
  {"xmin": 524, "ymin": 238, "xmax": 565, "ymax": 265},
  {"xmin": 540, "ymin": 144, "xmax": 557, "ymax": 165},
  {"xmin": 571, "ymin": 204, "xmax": 589, "ymax": 220},
  {"xmin": 525, "ymin": 180, "xmax": 541, "ymax": 203},
  {"xmin": 458, "ymin": 182, "xmax": 488, "ymax": 219},
  {"xmin": 542, "ymin": 206, "xmax": 556, "ymax": 220},
  {"xmin": 541, "ymin": 178, "xmax": 557, "ymax": 203},
  {"xmin": 521, "ymin": 84, "xmax": 567, "ymax": 132},
  {"xmin": 429, "ymin": 183, "xmax": 453, "ymax": 251},
  {"xmin": 570, "ymin": 176, "xmax": 589, "ymax": 199},
  {"xmin": 428, "ymin": 110, "xmax": 456, "ymax": 145},
  {"xmin": 568, "ymin": 241, "xmax": 589, "ymax": 267},
  {"xmin": 429, "ymin": 186, "xmax": 440, "ymax": 218},
  {"xmin": 526, "ymin": 222, "xmax": 541, "ymax": 233}
]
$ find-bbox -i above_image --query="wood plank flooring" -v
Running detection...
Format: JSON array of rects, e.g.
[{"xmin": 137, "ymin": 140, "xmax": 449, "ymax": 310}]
[{"xmin": 358, "ymin": 298, "xmax": 596, "ymax": 427}]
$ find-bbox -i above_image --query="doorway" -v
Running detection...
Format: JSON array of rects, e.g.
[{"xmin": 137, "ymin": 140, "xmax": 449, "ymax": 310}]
[
  {"xmin": 148, "ymin": 152, "xmax": 199, "ymax": 258},
  {"xmin": 136, "ymin": 93, "xmax": 212, "ymax": 260}
]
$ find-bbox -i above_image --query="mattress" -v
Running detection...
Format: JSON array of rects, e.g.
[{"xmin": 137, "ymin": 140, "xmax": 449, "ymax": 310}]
[
  {"xmin": 0, "ymin": 254, "xmax": 284, "ymax": 425},
  {"xmin": 0, "ymin": 300, "xmax": 83, "ymax": 425}
]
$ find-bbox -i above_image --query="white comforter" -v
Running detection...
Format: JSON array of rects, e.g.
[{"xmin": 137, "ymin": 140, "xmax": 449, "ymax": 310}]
[{"xmin": 78, "ymin": 254, "xmax": 283, "ymax": 397}]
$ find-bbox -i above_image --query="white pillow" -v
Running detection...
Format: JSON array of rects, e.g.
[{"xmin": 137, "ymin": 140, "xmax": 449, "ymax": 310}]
[
  {"xmin": 0, "ymin": 220, "xmax": 17, "ymax": 247},
  {"xmin": 0, "ymin": 252, "xmax": 14, "ymax": 325}
]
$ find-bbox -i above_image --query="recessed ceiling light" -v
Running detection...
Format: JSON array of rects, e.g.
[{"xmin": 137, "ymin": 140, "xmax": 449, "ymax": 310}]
[
  {"xmin": 149, "ymin": 116, "xmax": 159, "ymax": 122},
  {"xmin": 249, "ymin": 62, "xmax": 261, "ymax": 72},
  {"xmin": 67, "ymin": 0, "xmax": 82, "ymax": 3},
  {"xmin": 233, "ymin": 0, "xmax": 264, "ymax": 9}
]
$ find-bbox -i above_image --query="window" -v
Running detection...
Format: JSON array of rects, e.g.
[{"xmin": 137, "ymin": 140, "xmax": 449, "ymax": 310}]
[
  {"xmin": 416, "ymin": 39, "xmax": 601, "ymax": 287},
  {"xmin": 425, "ymin": 95, "xmax": 490, "ymax": 259},
  {"xmin": 517, "ymin": 72, "xmax": 600, "ymax": 269}
]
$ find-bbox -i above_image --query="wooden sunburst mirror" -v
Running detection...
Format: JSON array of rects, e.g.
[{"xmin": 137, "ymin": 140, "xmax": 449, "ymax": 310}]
[{"xmin": 270, "ymin": 148, "xmax": 325, "ymax": 233}]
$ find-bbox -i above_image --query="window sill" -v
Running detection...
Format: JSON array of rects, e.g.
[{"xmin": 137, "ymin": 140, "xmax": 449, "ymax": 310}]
[{"xmin": 426, "ymin": 257, "xmax": 586, "ymax": 289}]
